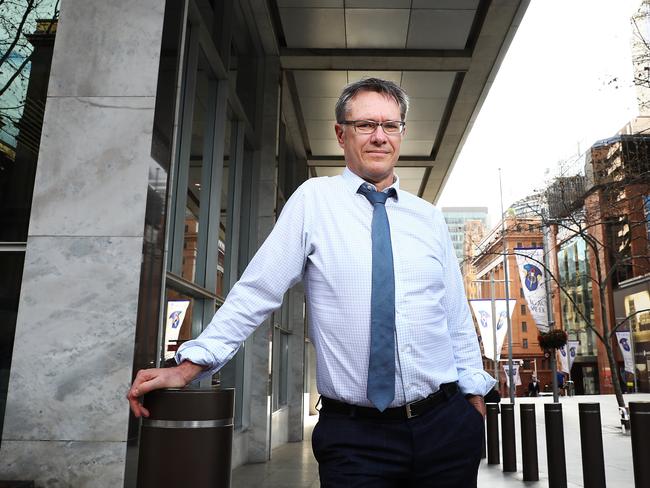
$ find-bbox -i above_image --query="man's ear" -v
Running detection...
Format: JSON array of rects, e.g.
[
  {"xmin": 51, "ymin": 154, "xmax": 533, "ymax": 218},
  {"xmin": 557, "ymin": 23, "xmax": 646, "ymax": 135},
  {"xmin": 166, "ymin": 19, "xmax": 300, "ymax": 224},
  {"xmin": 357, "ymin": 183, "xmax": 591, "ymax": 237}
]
[{"xmin": 335, "ymin": 123, "xmax": 345, "ymax": 148}]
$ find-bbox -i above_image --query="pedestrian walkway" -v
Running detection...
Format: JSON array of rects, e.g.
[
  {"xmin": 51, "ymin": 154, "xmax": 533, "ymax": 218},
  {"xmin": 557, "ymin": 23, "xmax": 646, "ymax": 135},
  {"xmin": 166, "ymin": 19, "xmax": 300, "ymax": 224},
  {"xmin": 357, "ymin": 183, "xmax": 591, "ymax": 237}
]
[{"xmin": 231, "ymin": 393, "xmax": 650, "ymax": 487}]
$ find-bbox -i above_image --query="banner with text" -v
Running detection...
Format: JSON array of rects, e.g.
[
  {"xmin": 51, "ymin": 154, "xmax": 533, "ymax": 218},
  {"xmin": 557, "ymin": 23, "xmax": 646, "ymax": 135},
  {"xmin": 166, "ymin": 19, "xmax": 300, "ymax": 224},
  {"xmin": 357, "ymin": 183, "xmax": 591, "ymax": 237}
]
[
  {"xmin": 164, "ymin": 300, "xmax": 190, "ymax": 359},
  {"xmin": 568, "ymin": 340, "xmax": 580, "ymax": 372},
  {"xmin": 616, "ymin": 331, "xmax": 635, "ymax": 373},
  {"xmin": 558, "ymin": 344, "xmax": 570, "ymax": 374},
  {"xmin": 503, "ymin": 363, "xmax": 522, "ymax": 387},
  {"xmin": 514, "ymin": 247, "xmax": 550, "ymax": 333},
  {"xmin": 469, "ymin": 299, "xmax": 517, "ymax": 361}
]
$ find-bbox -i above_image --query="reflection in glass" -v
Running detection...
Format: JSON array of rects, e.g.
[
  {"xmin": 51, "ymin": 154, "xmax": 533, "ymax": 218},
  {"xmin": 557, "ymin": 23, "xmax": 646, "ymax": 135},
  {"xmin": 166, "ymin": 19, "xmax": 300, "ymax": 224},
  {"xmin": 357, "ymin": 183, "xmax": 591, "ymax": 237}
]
[
  {"xmin": 0, "ymin": 252, "xmax": 26, "ymax": 446},
  {"xmin": 180, "ymin": 53, "xmax": 211, "ymax": 283},
  {"xmin": 164, "ymin": 288, "xmax": 196, "ymax": 363}
]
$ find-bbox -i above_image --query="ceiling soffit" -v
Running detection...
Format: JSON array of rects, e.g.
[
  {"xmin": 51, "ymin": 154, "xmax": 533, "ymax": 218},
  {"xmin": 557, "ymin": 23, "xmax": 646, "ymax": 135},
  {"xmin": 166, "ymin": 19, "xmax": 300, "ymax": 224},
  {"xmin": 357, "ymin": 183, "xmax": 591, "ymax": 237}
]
[{"xmin": 260, "ymin": 0, "xmax": 529, "ymax": 202}]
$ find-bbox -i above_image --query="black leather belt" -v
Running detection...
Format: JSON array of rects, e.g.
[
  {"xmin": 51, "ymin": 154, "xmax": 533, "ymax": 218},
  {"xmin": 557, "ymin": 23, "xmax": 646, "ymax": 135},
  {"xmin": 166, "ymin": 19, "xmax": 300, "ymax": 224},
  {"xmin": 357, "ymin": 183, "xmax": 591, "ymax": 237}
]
[{"xmin": 320, "ymin": 382, "xmax": 458, "ymax": 420}]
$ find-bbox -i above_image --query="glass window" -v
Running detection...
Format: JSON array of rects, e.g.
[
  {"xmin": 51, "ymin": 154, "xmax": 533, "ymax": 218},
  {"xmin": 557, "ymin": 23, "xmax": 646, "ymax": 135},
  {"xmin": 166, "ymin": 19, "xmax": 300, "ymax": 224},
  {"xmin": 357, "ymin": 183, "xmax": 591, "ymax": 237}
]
[
  {"xmin": 162, "ymin": 289, "xmax": 197, "ymax": 364},
  {"xmin": 521, "ymin": 304, "xmax": 526, "ymax": 315},
  {"xmin": 0, "ymin": 251, "xmax": 26, "ymax": 445},
  {"xmin": 522, "ymin": 321, "xmax": 527, "ymax": 332},
  {"xmin": 523, "ymin": 339, "xmax": 528, "ymax": 349}
]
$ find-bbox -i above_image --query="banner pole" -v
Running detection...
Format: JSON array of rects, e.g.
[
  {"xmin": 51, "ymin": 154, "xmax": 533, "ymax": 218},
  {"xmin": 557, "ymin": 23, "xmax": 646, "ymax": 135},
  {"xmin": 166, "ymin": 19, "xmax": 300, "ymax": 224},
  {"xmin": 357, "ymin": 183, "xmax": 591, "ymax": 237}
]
[{"xmin": 491, "ymin": 270, "xmax": 499, "ymax": 384}]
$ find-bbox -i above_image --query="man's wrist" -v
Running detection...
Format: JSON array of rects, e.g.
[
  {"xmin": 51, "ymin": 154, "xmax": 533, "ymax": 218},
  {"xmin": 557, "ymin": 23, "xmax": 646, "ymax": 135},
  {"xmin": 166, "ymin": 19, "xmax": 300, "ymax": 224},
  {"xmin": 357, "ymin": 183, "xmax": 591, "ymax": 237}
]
[{"xmin": 177, "ymin": 360, "xmax": 205, "ymax": 384}]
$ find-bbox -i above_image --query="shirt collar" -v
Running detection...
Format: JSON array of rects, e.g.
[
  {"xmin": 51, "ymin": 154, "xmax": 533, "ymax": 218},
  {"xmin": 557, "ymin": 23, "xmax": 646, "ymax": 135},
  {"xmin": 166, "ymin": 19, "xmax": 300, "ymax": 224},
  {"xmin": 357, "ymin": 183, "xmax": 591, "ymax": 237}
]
[{"xmin": 341, "ymin": 167, "xmax": 400, "ymax": 201}]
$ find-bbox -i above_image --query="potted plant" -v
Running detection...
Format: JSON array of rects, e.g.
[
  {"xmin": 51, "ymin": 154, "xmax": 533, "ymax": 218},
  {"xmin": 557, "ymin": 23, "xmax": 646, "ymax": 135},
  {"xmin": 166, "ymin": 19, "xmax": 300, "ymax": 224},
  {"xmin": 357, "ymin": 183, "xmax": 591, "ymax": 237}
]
[{"xmin": 537, "ymin": 329, "xmax": 568, "ymax": 351}]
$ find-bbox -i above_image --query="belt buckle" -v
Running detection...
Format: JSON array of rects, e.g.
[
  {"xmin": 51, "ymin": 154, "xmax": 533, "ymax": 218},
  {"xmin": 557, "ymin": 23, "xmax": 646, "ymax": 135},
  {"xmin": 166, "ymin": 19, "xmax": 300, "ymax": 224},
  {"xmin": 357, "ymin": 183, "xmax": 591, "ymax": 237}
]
[{"xmin": 405, "ymin": 402, "xmax": 417, "ymax": 419}]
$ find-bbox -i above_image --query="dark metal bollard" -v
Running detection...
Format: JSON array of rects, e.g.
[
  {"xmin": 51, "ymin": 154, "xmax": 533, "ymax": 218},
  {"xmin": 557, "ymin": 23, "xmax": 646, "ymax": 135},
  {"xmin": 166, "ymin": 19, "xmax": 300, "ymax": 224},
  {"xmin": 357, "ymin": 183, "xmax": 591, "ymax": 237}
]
[
  {"xmin": 520, "ymin": 404, "xmax": 539, "ymax": 481},
  {"xmin": 578, "ymin": 403, "xmax": 606, "ymax": 488},
  {"xmin": 501, "ymin": 403, "xmax": 516, "ymax": 472},
  {"xmin": 544, "ymin": 403, "xmax": 567, "ymax": 488},
  {"xmin": 486, "ymin": 403, "xmax": 500, "ymax": 465},
  {"xmin": 137, "ymin": 387, "xmax": 235, "ymax": 488},
  {"xmin": 630, "ymin": 402, "xmax": 650, "ymax": 488}
]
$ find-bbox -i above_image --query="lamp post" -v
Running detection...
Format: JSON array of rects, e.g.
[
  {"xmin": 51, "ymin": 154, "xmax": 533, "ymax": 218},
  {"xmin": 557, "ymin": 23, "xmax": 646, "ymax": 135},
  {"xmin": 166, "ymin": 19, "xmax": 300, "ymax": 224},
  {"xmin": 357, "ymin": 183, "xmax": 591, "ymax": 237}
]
[{"xmin": 499, "ymin": 168, "xmax": 515, "ymax": 404}]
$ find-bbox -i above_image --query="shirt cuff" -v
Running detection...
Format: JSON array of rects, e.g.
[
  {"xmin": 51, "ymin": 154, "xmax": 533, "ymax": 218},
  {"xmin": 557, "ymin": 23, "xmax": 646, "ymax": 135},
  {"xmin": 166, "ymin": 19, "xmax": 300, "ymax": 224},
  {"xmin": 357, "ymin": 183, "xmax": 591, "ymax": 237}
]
[
  {"xmin": 457, "ymin": 370, "xmax": 497, "ymax": 397},
  {"xmin": 175, "ymin": 344, "xmax": 220, "ymax": 381}
]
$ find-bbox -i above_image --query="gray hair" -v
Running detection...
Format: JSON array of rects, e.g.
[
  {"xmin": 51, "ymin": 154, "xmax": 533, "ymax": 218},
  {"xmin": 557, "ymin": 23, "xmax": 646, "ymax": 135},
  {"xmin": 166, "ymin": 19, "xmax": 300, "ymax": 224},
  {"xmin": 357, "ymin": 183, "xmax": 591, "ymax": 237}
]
[{"xmin": 335, "ymin": 77, "xmax": 409, "ymax": 123}]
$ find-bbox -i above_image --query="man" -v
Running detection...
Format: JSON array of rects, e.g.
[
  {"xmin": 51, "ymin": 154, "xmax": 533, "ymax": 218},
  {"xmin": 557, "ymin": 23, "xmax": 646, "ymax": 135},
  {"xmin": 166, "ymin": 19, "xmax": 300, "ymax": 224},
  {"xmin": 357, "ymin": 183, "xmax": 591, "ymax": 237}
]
[
  {"xmin": 528, "ymin": 376, "xmax": 540, "ymax": 397},
  {"xmin": 128, "ymin": 78, "xmax": 495, "ymax": 487}
]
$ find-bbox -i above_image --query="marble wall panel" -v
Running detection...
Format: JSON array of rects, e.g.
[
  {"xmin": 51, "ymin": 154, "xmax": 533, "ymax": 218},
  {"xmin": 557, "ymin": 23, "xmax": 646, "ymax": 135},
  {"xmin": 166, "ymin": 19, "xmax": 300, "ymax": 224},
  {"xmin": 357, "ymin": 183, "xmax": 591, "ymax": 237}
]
[
  {"xmin": 288, "ymin": 286, "xmax": 305, "ymax": 442},
  {"xmin": 29, "ymin": 96, "xmax": 154, "ymax": 237},
  {"xmin": 2, "ymin": 236, "xmax": 142, "ymax": 442},
  {"xmin": 48, "ymin": 0, "xmax": 165, "ymax": 97},
  {"xmin": 247, "ymin": 320, "xmax": 271, "ymax": 463},
  {"xmin": 0, "ymin": 440, "xmax": 126, "ymax": 488}
]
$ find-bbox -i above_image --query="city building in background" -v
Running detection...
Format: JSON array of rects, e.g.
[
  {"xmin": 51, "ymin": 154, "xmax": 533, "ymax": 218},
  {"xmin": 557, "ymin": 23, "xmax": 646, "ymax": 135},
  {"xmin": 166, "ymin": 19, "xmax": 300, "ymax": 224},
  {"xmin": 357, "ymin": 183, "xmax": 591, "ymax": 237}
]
[
  {"xmin": 545, "ymin": 131, "xmax": 650, "ymax": 395},
  {"xmin": 462, "ymin": 219, "xmax": 487, "ymax": 299},
  {"xmin": 442, "ymin": 206, "xmax": 489, "ymax": 263},
  {"xmin": 472, "ymin": 216, "xmax": 547, "ymax": 397},
  {"xmin": 0, "ymin": 0, "xmax": 529, "ymax": 485}
]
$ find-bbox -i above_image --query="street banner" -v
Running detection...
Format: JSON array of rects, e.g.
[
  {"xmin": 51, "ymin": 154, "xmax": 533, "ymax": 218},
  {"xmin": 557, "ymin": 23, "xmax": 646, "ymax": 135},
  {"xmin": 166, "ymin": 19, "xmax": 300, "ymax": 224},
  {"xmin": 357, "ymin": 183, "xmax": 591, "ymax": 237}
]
[
  {"xmin": 514, "ymin": 247, "xmax": 550, "ymax": 333},
  {"xmin": 557, "ymin": 344, "xmax": 570, "ymax": 374},
  {"xmin": 568, "ymin": 340, "xmax": 579, "ymax": 371},
  {"xmin": 470, "ymin": 299, "xmax": 517, "ymax": 361},
  {"xmin": 503, "ymin": 363, "xmax": 522, "ymax": 387},
  {"xmin": 616, "ymin": 331, "xmax": 635, "ymax": 373},
  {"xmin": 164, "ymin": 300, "xmax": 190, "ymax": 359}
]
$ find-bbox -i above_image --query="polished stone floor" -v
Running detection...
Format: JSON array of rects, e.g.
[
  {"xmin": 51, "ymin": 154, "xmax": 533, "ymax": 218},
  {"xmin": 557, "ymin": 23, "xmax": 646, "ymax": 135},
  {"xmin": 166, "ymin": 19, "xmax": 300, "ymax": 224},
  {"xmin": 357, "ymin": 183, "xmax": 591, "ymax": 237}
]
[{"xmin": 231, "ymin": 393, "xmax": 650, "ymax": 488}]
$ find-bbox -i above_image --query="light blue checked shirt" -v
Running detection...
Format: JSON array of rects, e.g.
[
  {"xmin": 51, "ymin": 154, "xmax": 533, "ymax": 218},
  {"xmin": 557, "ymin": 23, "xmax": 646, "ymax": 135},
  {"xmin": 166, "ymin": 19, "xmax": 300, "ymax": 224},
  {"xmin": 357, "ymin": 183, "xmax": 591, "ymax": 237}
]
[{"xmin": 177, "ymin": 167, "xmax": 495, "ymax": 406}]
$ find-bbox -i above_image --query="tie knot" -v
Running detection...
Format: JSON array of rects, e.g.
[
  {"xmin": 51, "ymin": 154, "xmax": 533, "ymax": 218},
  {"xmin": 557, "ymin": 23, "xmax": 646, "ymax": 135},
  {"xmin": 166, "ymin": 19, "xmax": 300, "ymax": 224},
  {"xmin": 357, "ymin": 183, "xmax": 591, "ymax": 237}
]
[{"xmin": 358, "ymin": 184, "xmax": 395, "ymax": 206}]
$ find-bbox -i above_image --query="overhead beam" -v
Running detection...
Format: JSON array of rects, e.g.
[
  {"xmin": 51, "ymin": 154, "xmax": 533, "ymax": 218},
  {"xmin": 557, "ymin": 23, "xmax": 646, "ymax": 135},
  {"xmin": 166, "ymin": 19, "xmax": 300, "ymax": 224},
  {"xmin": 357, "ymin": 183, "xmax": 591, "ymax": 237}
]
[
  {"xmin": 280, "ymin": 48, "xmax": 471, "ymax": 71},
  {"xmin": 307, "ymin": 158, "xmax": 437, "ymax": 167}
]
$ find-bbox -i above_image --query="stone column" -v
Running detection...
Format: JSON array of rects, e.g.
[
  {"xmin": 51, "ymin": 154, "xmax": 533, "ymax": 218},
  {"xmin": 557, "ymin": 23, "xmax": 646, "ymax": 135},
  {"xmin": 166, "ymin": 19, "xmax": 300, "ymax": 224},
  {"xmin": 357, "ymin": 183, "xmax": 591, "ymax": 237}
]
[
  {"xmin": 245, "ymin": 55, "xmax": 281, "ymax": 463},
  {"xmin": 0, "ymin": 0, "xmax": 165, "ymax": 486}
]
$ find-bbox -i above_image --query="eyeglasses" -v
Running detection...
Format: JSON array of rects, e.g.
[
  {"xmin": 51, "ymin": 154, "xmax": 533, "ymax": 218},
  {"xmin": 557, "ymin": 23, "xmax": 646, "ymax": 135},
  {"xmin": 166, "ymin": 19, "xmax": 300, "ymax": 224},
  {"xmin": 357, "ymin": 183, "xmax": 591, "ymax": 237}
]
[{"xmin": 340, "ymin": 120, "xmax": 406, "ymax": 135}]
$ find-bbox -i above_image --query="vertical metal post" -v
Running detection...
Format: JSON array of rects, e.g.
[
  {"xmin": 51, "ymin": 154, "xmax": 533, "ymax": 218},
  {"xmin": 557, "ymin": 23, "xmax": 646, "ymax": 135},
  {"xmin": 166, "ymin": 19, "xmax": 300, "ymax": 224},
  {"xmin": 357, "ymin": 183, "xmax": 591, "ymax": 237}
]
[
  {"xmin": 501, "ymin": 403, "xmax": 516, "ymax": 472},
  {"xmin": 630, "ymin": 402, "xmax": 650, "ymax": 488},
  {"xmin": 498, "ymin": 168, "xmax": 515, "ymax": 404},
  {"xmin": 544, "ymin": 403, "xmax": 567, "ymax": 488},
  {"xmin": 578, "ymin": 403, "xmax": 606, "ymax": 488},
  {"xmin": 629, "ymin": 326, "xmax": 638, "ymax": 393},
  {"xmin": 486, "ymin": 403, "xmax": 500, "ymax": 465},
  {"xmin": 542, "ymin": 223, "xmax": 560, "ymax": 402},
  {"xmin": 520, "ymin": 404, "xmax": 539, "ymax": 481},
  {"xmin": 490, "ymin": 270, "xmax": 499, "ymax": 383}
]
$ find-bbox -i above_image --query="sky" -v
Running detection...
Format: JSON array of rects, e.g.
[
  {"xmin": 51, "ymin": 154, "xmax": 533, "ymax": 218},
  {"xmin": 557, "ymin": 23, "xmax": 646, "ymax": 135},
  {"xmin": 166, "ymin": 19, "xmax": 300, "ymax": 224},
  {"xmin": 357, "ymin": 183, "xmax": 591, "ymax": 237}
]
[{"xmin": 437, "ymin": 0, "xmax": 644, "ymax": 225}]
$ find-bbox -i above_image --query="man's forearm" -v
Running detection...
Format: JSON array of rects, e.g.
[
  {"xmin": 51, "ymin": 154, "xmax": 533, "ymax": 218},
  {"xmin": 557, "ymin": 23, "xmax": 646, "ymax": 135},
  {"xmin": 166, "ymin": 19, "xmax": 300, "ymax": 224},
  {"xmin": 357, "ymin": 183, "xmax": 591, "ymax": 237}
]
[{"xmin": 177, "ymin": 360, "xmax": 206, "ymax": 384}]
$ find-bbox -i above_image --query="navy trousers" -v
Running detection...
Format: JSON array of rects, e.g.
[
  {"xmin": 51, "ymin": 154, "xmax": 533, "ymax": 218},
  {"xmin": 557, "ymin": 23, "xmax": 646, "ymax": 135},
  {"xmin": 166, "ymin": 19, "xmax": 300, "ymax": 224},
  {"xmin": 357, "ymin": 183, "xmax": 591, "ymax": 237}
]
[{"xmin": 311, "ymin": 391, "xmax": 484, "ymax": 487}]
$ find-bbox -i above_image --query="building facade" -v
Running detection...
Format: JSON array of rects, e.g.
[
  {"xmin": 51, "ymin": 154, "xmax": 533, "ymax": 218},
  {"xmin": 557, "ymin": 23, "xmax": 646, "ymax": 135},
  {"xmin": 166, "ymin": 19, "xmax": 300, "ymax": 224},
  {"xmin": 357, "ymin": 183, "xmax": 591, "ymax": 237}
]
[
  {"xmin": 472, "ymin": 217, "xmax": 549, "ymax": 397},
  {"xmin": 442, "ymin": 206, "xmax": 489, "ymax": 263}
]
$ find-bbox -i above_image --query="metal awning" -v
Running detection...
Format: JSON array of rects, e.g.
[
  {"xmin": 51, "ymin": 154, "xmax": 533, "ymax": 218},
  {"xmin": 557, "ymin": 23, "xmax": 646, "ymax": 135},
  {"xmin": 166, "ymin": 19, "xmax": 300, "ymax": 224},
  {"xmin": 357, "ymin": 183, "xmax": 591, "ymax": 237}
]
[{"xmin": 251, "ymin": 0, "xmax": 530, "ymax": 202}]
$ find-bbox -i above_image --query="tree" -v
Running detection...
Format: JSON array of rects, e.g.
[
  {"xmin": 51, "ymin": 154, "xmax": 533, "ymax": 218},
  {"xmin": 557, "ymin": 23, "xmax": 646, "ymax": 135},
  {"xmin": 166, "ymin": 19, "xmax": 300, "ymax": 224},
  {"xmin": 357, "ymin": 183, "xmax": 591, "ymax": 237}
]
[
  {"xmin": 0, "ymin": 0, "xmax": 59, "ymax": 150},
  {"xmin": 508, "ymin": 135, "xmax": 650, "ymax": 409}
]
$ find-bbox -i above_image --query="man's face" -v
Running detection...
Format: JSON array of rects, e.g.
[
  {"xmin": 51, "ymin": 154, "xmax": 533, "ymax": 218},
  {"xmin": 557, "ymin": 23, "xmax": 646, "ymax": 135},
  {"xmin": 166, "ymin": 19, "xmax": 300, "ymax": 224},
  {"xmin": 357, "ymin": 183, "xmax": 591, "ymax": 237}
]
[{"xmin": 335, "ymin": 90, "xmax": 404, "ymax": 189}]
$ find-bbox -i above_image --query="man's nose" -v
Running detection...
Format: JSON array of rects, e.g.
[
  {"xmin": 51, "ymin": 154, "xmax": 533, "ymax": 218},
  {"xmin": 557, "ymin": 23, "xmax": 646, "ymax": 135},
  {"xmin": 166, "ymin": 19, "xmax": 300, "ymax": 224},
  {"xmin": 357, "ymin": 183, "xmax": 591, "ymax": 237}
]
[{"xmin": 370, "ymin": 125, "xmax": 388, "ymax": 143}]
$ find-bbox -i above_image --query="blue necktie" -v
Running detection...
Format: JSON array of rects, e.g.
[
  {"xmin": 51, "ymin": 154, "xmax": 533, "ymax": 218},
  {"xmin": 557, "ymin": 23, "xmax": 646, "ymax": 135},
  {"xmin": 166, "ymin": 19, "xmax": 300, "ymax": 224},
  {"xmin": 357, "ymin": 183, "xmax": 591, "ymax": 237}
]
[{"xmin": 358, "ymin": 184, "xmax": 396, "ymax": 411}]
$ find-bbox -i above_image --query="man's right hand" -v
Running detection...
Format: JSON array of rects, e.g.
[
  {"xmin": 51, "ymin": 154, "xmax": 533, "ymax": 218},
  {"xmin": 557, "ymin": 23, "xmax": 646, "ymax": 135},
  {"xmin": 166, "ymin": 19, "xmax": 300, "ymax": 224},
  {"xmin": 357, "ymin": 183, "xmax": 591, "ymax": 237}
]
[{"xmin": 126, "ymin": 360, "xmax": 205, "ymax": 418}]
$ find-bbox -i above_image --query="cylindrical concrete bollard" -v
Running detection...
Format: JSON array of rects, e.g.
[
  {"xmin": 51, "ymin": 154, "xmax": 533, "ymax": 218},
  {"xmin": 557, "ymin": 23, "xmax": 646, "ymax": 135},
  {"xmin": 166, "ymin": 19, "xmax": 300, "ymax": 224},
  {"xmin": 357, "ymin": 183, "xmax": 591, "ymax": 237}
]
[
  {"xmin": 137, "ymin": 387, "xmax": 235, "ymax": 488},
  {"xmin": 630, "ymin": 402, "xmax": 650, "ymax": 488},
  {"xmin": 578, "ymin": 402, "xmax": 606, "ymax": 488},
  {"xmin": 544, "ymin": 403, "xmax": 567, "ymax": 488},
  {"xmin": 520, "ymin": 403, "xmax": 538, "ymax": 481},
  {"xmin": 501, "ymin": 403, "xmax": 516, "ymax": 472},
  {"xmin": 486, "ymin": 403, "xmax": 500, "ymax": 465}
]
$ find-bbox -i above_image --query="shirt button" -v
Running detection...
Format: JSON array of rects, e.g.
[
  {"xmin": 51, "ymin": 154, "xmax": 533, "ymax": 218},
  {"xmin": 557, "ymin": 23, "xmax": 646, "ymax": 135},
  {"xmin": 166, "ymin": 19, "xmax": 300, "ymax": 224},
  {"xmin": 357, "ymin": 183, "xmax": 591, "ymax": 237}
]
[{"xmin": 403, "ymin": 345, "xmax": 411, "ymax": 354}]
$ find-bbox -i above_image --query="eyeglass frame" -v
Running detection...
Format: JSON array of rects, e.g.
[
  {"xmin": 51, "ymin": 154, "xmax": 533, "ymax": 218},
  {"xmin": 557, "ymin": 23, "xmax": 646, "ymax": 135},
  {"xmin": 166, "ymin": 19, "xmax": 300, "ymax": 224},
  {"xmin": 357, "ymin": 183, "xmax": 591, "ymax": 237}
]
[{"xmin": 339, "ymin": 119, "xmax": 406, "ymax": 135}]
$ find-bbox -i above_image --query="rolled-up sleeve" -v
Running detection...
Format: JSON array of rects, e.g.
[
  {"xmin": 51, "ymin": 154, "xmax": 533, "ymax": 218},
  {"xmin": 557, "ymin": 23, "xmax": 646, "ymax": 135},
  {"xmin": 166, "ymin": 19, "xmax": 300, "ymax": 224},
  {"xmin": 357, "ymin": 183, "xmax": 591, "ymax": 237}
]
[
  {"xmin": 176, "ymin": 183, "xmax": 311, "ymax": 379},
  {"xmin": 438, "ymin": 212, "xmax": 496, "ymax": 396}
]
